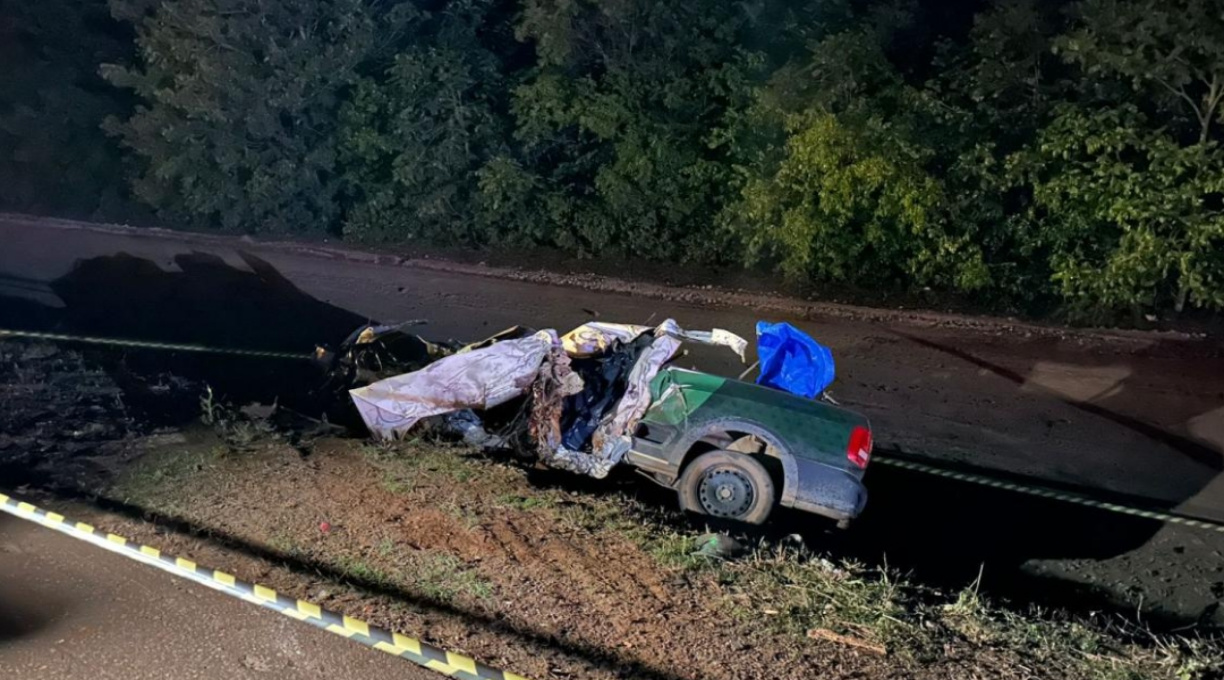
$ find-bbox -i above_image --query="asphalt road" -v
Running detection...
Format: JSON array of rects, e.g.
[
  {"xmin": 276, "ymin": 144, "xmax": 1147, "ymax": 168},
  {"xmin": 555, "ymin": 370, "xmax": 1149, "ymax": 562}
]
[
  {"xmin": 0, "ymin": 513, "xmax": 435, "ymax": 680},
  {"xmin": 2, "ymin": 215, "xmax": 1221, "ymax": 517}
]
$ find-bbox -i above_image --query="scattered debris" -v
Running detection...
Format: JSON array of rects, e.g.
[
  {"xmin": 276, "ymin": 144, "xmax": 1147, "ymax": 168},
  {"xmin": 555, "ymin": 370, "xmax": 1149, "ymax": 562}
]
[
  {"xmin": 316, "ymin": 322, "xmax": 456, "ymax": 417},
  {"xmin": 806, "ymin": 628, "xmax": 887, "ymax": 656},
  {"xmin": 692, "ymin": 533, "xmax": 746, "ymax": 560},
  {"xmin": 343, "ymin": 319, "xmax": 749, "ymax": 479},
  {"xmin": 0, "ymin": 342, "xmax": 138, "ymax": 485}
]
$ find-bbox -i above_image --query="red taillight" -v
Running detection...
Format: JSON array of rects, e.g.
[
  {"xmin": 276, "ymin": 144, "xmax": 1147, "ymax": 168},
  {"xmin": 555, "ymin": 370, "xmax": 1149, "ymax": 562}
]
[{"xmin": 847, "ymin": 426, "xmax": 872, "ymax": 469}]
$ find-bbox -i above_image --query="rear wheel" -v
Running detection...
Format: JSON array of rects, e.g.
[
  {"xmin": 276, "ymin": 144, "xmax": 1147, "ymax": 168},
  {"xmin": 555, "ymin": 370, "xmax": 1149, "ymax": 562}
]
[{"xmin": 677, "ymin": 450, "xmax": 775, "ymax": 525}]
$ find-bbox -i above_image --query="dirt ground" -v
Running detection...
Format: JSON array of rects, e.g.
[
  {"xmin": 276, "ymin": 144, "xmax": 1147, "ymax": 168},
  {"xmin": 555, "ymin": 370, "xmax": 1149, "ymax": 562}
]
[{"xmin": 2, "ymin": 341, "xmax": 1223, "ymax": 679}]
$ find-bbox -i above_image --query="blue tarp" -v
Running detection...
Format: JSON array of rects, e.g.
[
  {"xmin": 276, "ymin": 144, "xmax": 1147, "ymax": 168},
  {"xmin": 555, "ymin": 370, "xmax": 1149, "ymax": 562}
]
[{"xmin": 755, "ymin": 321, "xmax": 835, "ymax": 399}]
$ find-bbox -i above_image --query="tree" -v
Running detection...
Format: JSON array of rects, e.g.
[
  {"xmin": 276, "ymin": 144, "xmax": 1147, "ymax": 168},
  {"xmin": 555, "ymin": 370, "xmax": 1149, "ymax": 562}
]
[
  {"xmin": 337, "ymin": 0, "xmax": 510, "ymax": 245},
  {"xmin": 731, "ymin": 109, "xmax": 950, "ymax": 286},
  {"xmin": 507, "ymin": 0, "xmax": 762, "ymax": 260},
  {"xmin": 0, "ymin": 0, "xmax": 134, "ymax": 219},
  {"xmin": 1015, "ymin": 105, "xmax": 1224, "ymax": 314},
  {"xmin": 723, "ymin": 27, "xmax": 989, "ymax": 293},
  {"xmin": 918, "ymin": 0, "xmax": 1070, "ymax": 303},
  {"xmin": 1059, "ymin": 0, "xmax": 1224, "ymax": 146},
  {"xmin": 102, "ymin": 0, "xmax": 412, "ymax": 233}
]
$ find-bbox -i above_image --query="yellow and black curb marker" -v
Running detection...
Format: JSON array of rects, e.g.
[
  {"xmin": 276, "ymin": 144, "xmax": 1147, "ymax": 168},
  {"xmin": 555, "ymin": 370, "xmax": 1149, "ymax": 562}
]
[
  {"xmin": 875, "ymin": 456, "xmax": 1224, "ymax": 533},
  {"xmin": 0, "ymin": 492, "xmax": 532, "ymax": 680},
  {"xmin": 0, "ymin": 328, "xmax": 314, "ymax": 361}
]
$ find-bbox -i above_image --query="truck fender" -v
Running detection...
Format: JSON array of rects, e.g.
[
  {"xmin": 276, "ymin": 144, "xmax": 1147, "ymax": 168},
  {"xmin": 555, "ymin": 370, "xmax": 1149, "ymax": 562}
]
[{"xmin": 669, "ymin": 417, "xmax": 800, "ymax": 507}]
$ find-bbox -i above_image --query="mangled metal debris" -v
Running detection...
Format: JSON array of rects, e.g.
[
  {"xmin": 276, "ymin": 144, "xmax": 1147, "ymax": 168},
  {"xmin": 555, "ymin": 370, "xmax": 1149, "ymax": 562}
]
[
  {"xmin": 350, "ymin": 330, "xmax": 558, "ymax": 439},
  {"xmin": 346, "ymin": 319, "xmax": 746, "ymax": 479}
]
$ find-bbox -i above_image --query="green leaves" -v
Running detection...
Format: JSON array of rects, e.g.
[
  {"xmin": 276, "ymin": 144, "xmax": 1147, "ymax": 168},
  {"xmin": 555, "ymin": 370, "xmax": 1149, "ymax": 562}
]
[
  {"xmin": 68, "ymin": 0, "xmax": 1224, "ymax": 316},
  {"xmin": 1058, "ymin": 0, "xmax": 1224, "ymax": 145},
  {"xmin": 104, "ymin": 0, "xmax": 402, "ymax": 233},
  {"xmin": 0, "ymin": 0, "xmax": 134, "ymax": 219},
  {"xmin": 337, "ymin": 0, "xmax": 508, "ymax": 245},
  {"xmin": 507, "ymin": 0, "xmax": 760, "ymax": 261},
  {"xmin": 727, "ymin": 109, "xmax": 953, "ymax": 287},
  {"xmin": 1019, "ymin": 105, "xmax": 1224, "ymax": 312}
]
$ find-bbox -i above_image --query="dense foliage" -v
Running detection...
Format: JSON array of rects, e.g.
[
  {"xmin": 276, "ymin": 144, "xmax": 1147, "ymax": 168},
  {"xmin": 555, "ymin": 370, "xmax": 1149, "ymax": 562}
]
[
  {"xmin": 5, "ymin": 0, "xmax": 1224, "ymax": 317},
  {"xmin": 0, "ymin": 0, "xmax": 134, "ymax": 220}
]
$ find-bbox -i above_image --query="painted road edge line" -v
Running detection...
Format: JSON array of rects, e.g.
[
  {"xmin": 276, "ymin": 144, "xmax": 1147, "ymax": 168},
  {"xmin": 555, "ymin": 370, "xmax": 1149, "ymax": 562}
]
[{"xmin": 0, "ymin": 492, "xmax": 532, "ymax": 680}]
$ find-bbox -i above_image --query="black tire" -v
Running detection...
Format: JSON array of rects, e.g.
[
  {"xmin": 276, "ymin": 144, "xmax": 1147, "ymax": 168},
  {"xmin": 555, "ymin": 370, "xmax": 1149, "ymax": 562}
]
[{"xmin": 677, "ymin": 450, "xmax": 776, "ymax": 525}]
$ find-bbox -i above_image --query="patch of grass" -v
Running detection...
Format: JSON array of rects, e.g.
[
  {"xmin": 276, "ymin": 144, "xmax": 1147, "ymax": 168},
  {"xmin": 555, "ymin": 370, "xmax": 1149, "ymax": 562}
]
[
  {"xmin": 545, "ymin": 481, "xmax": 1224, "ymax": 679},
  {"xmin": 269, "ymin": 531, "xmax": 304, "ymax": 559},
  {"xmin": 439, "ymin": 500, "xmax": 483, "ymax": 530},
  {"xmin": 496, "ymin": 494, "xmax": 556, "ymax": 512},
  {"xmin": 410, "ymin": 551, "xmax": 494, "ymax": 603},
  {"xmin": 642, "ymin": 531, "xmax": 710, "ymax": 571},
  {"xmin": 556, "ymin": 490, "xmax": 650, "ymax": 535},
  {"xmin": 376, "ymin": 539, "xmax": 396, "ymax": 558},
  {"xmin": 379, "ymin": 470, "xmax": 417, "ymax": 495},
  {"xmin": 361, "ymin": 440, "xmax": 503, "ymax": 488},
  {"xmin": 334, "ymin": 555, "xmax": 395, "ymax": 589},
  {"xmin": 720, "ymin": 544, "xmax": 929, "ymax": 655},
  {"xmin": 329, "ymin": 537, "xmax": 492, "ymax": 605},
  {"xmin": 111, "ymin": 446, "xmax": 221, "ymax": 509}
]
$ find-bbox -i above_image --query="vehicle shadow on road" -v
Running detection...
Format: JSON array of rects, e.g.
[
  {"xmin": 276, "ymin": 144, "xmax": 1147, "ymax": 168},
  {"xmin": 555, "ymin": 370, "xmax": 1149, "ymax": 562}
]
[
  {"xmin": 0, "ymin": 516, "xmax": 67, "ymax": 644},
  {"xmin": 0, "ymin": 250, "xmax": 370, "ymax": 417},
  {"xmin": 841, "ymin": 331, "xmax": 1224, "ymax": 628}
]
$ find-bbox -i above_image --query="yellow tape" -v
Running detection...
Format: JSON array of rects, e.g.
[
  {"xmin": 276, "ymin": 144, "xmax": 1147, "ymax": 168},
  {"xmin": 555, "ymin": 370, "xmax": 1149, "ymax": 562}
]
[
  {"xmin": 0, "ymin": 492, "xmax": 530, "ymax": 680},
  {"xmin": 0, "ymin": 328, "xmax": 312, "ymax": 361},
  {"xmin": 253, "ymin": 584, "xmax": 278, "ymax": 602},
  {"xmin": 342, "ymin": 616, "xmax": 370, "ymax": 637}
]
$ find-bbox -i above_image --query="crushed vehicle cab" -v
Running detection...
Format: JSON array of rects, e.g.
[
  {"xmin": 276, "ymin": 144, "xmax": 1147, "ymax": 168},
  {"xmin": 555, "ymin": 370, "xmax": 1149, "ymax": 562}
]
[
  {"xmin": 627, "ymin": 368, "xmax": 871, "ymax": 526},
  {"xmin": 337, "ymin": 318, "xmax": 872, "ymax": 528}
]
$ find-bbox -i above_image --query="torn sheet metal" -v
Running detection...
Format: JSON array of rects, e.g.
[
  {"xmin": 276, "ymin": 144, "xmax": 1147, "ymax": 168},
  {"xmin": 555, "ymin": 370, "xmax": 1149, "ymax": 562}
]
[
  {"xmin": 529, "ymin": 343, "xmax": 586, "ymax": 454},
  {"xmin": 561, "ymin": 322, "xmax": 651, "ymax": 358},
  {"xmin": 343, "ymin": 318, "xmax": 747, "ymax": 479},
  {"xmin": 658, "ymin": 321, "xmax": 749, "ymax": 363},
  {"xmin": 321, "ymin": 323, "xmax": 454, "ymax": 388},
  {"xmin": 351, "ymin": 330, "xmax": 556, "ymax": 439},
  {"xmin": 583, "ymin": 320, "xmax": 749, "ymax": 477},
  {"xmin": 457, "ymin": 325, "xmax": 535, "ymax": 353},
  {"xmin": 559, "ymin": 335, "xmax": 651, "ymax": 451},
  {"xmin": 586, "ymin": 332, "xmax": 683, "ymax": 474}
]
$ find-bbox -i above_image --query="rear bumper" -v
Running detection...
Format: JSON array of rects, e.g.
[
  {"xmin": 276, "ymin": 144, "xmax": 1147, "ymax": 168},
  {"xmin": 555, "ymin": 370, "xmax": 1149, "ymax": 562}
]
[{"xmin": 782, "ymin": 457, "xmax": 868, "ymax": 522}]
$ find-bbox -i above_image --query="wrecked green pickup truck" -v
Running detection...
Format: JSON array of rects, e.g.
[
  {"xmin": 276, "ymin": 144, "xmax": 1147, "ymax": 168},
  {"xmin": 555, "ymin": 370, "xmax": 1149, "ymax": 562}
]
[
  {"xmin": 341, "ymin": 319, "xmax": 872, "ymax": 527},
  {"xmin": 627, "ymin": 368, "xmax": 872, "ymax": 526}
]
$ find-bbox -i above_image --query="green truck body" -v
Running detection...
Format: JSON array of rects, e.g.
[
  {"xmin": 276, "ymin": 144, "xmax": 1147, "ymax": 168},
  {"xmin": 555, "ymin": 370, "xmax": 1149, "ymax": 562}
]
[{"xmin": 625, "ymin": 367, "xmax": 872, "ymax": 524}]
